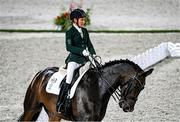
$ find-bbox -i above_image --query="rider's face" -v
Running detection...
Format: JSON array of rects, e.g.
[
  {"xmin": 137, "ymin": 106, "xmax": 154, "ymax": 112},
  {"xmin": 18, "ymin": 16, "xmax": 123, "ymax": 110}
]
[{"xmin": 74, "ymin": 18, "xmax": 85, "ymax": 27}]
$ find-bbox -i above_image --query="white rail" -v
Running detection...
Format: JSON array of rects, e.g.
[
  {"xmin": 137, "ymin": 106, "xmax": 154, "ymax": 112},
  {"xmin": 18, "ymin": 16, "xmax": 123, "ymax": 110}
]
[{"xmin": 131, "ymin": 42, "xmax": 180, "ymax": 70}]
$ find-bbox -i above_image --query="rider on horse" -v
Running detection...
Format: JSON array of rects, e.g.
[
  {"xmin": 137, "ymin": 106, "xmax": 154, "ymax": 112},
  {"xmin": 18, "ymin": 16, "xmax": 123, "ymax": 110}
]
[{"xmin": 56, "ymin": 8, "xmax": 96, "ymax": 113}]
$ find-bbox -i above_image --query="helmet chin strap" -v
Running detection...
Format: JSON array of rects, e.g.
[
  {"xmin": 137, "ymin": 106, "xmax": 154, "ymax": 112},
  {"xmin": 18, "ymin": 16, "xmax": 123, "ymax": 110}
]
[{"xmin": 76, "ymin": 18, "xmax": 81, "ymax": 28}]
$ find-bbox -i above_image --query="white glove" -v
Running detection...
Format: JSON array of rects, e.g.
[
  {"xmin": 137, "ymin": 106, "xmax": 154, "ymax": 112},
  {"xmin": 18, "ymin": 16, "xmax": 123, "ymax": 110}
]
[
  {"xmin": 88, "ymin": 55, "xmax": 97, "ymax": 67},
  {"xmin": 82, "ymin": 50, "xmax": 90, "ymax": 56},
  {"xmin": 93, "ymin": 54, "xmax": 96, "ymax": 58}
]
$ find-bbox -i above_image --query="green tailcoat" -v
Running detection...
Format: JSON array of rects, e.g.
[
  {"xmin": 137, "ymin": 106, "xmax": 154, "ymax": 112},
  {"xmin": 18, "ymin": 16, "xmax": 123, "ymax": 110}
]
[{"xmin": 65, "ymin": 26, "xmax": 96, "ymax": 64}]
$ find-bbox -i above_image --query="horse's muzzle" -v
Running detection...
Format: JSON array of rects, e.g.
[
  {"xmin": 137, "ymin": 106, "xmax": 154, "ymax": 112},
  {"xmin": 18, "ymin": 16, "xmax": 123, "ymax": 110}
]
[{"xmin": 119, "ymin": 100, "xmax": 134, "ymax": 112}]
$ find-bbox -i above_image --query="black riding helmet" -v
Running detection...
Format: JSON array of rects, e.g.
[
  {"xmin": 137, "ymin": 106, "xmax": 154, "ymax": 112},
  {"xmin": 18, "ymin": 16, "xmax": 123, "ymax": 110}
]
[{"xmin": 70, "ymin": 8, "xmax": 86, "ymax": 21}]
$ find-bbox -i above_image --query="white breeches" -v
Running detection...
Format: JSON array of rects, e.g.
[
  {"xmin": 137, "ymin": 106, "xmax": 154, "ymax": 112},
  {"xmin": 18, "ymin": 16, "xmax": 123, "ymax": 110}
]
[{"xmin": 66, "ymin": 62, "xmax": 81, "ymax": 84}]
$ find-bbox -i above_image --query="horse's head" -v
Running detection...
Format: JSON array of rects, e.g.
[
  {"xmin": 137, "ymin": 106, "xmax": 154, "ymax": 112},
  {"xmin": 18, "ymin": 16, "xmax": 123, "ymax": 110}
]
[{"xmin": 119, "ymin": 68, "xmax": 153, "ymax": 112}]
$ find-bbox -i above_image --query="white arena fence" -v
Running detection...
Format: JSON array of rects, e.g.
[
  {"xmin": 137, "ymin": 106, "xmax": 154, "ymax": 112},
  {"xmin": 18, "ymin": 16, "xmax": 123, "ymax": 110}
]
[
  {"xmin": 36, "ymin": 42, "xmax": 180, "ymax": 122},
  {"xmin": 131, "ymin": 42, "xmax": 180, "ymax": 70}
]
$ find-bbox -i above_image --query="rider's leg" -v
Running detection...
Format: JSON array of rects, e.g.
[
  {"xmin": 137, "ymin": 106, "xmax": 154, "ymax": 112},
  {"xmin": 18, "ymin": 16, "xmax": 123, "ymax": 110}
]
[
  {"xmin": 66, "ymin": 62, "xmax": 81, "ymax": 84},
  {"xmin": 57, "ymin": 62, "xmax": 81, "ymax": 112}
]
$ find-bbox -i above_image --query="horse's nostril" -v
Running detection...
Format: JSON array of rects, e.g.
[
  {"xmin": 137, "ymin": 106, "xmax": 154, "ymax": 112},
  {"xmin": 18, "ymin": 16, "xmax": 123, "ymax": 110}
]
[
  {"xmin": 119, "ymin": 99, "xmax": 124, "ymax": 108},
  {"xmin": 119, "ymin": 102, "xmax": 122, "ymax": 108}
]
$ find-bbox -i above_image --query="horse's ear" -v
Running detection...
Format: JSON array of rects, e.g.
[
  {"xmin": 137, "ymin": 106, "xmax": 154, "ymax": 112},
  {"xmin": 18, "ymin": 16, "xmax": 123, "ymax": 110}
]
[{"xmin": 142, "ymin": 68, "xmax": 154, "ymax": 77}]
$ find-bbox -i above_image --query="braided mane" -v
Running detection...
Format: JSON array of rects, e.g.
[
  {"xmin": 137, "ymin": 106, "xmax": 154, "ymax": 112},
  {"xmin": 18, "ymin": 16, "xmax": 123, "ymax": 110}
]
[{"xmin": 101, "ymin": 59, "xmax": 142, "ymax": 71}]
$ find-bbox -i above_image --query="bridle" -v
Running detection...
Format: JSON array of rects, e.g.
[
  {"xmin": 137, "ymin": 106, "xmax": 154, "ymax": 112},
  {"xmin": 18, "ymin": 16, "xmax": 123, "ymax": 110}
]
[
  {"xmin": 119, "ymin": 72, "xmax": 145, "ymax": 103},
  {"xmin": 88, "ymin": 55, "xmax": 145, "ymax": 103}
]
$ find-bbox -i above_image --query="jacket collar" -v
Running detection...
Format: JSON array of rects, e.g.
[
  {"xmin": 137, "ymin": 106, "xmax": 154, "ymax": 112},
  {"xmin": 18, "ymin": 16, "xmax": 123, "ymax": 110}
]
[
  {"xmin": 73, "ymin": 24, "xmax": 84, "ymax": 38},
  {"xmin": 73, "ymin": 24, "xmax": 82, "ymax": 33}
]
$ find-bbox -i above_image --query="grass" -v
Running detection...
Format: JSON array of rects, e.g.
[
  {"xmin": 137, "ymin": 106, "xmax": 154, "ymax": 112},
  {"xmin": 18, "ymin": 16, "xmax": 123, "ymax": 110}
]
[{"xmin": 0, "ymin": 29, "xmax": 180, "ymax": 33}]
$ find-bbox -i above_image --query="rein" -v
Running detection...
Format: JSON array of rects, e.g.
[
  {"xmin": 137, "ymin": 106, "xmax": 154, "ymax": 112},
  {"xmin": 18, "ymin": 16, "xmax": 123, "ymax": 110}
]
[
  {"xmin": 87, "ymin": 55, "xmax": 122, "ymax": 102},
  {"xmin": 88, "ymin": 55, "xmax": 144, "ymax": 103}
]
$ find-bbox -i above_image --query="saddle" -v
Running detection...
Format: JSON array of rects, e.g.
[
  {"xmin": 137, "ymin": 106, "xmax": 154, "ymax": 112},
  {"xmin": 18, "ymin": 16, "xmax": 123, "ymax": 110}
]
[{"xmin": 46, "ymin": 61, "xmax": 90, "ymax": 98}]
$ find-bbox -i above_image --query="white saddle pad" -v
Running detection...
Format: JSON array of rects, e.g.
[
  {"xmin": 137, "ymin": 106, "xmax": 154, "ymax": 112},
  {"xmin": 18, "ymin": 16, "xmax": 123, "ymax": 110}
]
[
  {"xmin": 46, "ymin": 67, "xmax": 66, "ymax": 95},
  {"xmin": 46, "ymin": 62, "xmax": 90, "ymax": 99}
]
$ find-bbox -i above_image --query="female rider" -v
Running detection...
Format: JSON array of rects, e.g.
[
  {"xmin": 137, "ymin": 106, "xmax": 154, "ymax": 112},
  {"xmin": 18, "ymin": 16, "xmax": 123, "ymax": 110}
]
[{"xmin": 57, "ymin": 8, "xmax": 96, "ymax": 112}]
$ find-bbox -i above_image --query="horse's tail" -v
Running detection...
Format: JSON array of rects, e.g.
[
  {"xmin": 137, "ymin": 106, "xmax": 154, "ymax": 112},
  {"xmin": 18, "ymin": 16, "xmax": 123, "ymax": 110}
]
[
  {"xmin": 22, "ymin": 70, "xmax": 44, "ymax": 121},
  {"xmin": 24, "ymin": 70, "xmax": 43, "ymax": 107},
  {"xmin": 21, "ymin": 67, "xmax": 58, "ymax": 121}
]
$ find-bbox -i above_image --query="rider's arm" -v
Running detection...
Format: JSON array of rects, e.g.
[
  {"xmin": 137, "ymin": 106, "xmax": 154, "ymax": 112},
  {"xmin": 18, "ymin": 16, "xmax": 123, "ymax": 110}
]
[
  {"xmin": 66, "ymin": 30, "xmax": 84, "ymax": 56},
  {"xmin": 85, "ymin": 29, "xmax": 96, "ymax": 55}
]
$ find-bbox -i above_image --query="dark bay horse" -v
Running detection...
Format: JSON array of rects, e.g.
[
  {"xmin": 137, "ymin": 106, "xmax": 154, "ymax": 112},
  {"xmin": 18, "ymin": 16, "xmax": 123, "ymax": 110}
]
[{"xmin": 18, "ymin": 59, "xmax": 153, "ymax": 121}]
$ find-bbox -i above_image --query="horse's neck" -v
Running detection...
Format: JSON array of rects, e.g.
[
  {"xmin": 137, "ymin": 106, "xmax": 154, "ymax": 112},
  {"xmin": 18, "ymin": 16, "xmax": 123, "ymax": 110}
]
[{"xmin": 99, "ymin": 63, "xmax": 134, "ymax": 97}]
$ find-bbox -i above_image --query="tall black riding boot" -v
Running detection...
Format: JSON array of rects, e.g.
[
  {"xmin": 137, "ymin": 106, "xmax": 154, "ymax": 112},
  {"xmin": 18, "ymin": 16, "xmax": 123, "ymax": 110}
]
[{"xmin": 56, "ymin": 82, "xmax": 70, "ymax": 112}]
